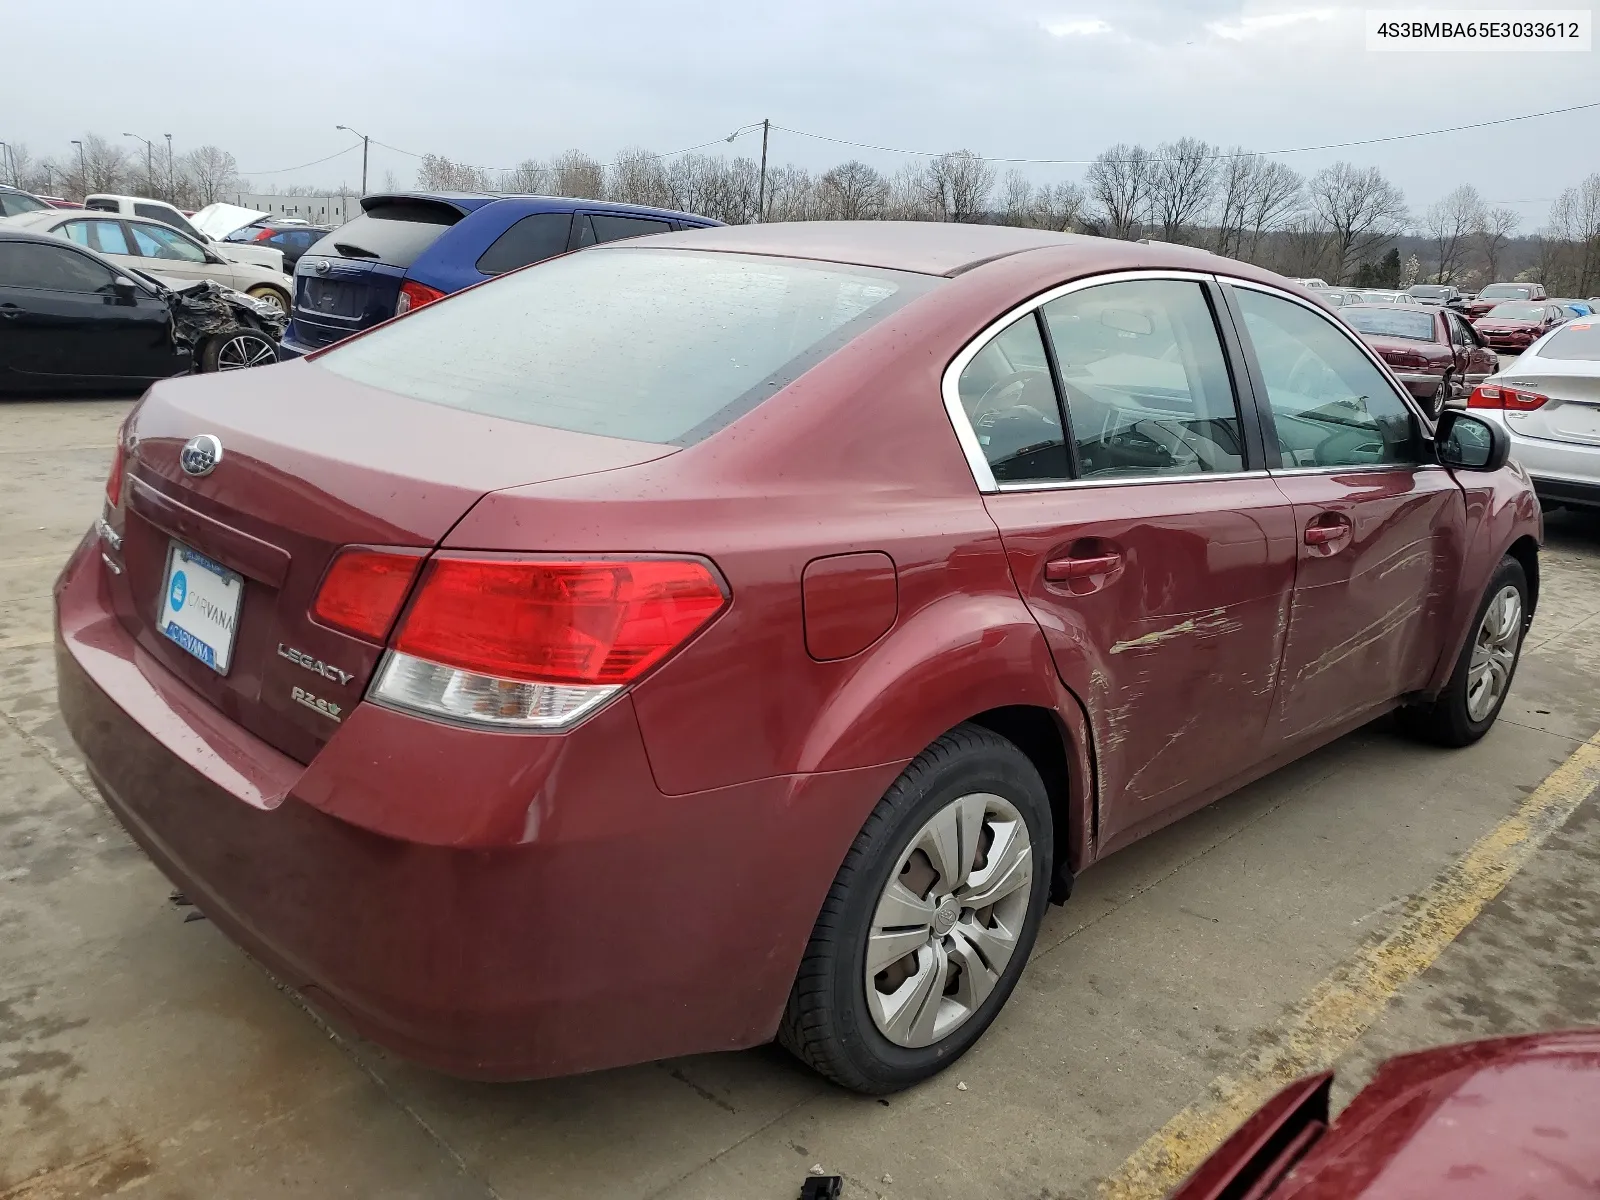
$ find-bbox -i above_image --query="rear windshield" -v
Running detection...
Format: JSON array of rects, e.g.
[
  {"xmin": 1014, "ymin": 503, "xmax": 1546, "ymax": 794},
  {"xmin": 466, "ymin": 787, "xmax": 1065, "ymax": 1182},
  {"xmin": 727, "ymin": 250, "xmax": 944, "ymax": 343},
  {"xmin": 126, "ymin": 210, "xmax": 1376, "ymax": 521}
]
[
  {"xmin": 1538, "ymin": 321, "xmax": 1600, "ymax": 360},
  {"xmin": 1480, "ymin": 285, "xmax": 1531, "ymax": 300},
  {"xmin": 306, "ymin": 202, "xmax": 459, "ymax": 267},
  {"xmin": 1487, "ymin": 303, "xmax": 1543, "ymax": 320},
  {"xmin": 314, "ymin": 247, "xmax": 938, "ymax": 444},
  {"xmin": 1408, "ymin": 286, "xmax": 1448, "ymax": 298},
  {"xmin": 1343, "ymin": 308, "xmax": 1436, "ymax": 341}
]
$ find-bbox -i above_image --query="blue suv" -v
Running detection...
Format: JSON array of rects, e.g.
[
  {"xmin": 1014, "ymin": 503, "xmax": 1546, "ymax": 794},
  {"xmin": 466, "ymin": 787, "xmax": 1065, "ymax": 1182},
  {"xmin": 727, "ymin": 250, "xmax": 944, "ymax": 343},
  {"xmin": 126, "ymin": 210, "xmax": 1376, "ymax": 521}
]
[{"xmin": 281, "ymin": 192, "xmax": 720, "ymax": 356}]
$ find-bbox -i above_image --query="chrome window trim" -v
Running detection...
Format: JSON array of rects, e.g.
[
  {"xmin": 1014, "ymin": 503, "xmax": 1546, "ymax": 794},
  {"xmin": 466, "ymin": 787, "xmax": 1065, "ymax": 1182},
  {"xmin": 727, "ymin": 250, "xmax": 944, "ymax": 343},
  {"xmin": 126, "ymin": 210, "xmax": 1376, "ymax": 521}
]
[
  {"xmin": 994, "ymin": 468, "xmax": 1270, "ymax": 493},
  {"xmin": 941, "ymin": 269, "xmax": 1221, "ymax": 494},
  {"xmin": 1223, "ymin": 276, "xmax": 1436, "ymax": 432},
  {"xmin": 1267, "ymin": 462, "xmax": 1452, "ymax": 478}
]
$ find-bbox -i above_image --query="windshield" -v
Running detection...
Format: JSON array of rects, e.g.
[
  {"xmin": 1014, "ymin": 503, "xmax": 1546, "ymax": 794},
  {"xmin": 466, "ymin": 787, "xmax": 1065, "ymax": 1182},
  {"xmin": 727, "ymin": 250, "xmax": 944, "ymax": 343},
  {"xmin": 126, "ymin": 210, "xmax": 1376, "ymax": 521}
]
[
  {"xmin": 1343, "ymin": 309, "xmax": 1436, "ymax": 341},
  {"xmin": 314, "ymin": 247, "xmax": 939, "ymax": 444},
  {"xmin": 1487, "ymin": 303, "xmax": 1544, "ymax": 320},
  {"xmin": 1538, "ymin": 321, "xmax": 1600, "ymax": 360},
  {"xmin": 1408, "ymin": 286, "xmax": 1448, "ymax": 298},
  {"xmin": 1480, "ymin": 285, "xmax": 1531, "ymax": 299}
]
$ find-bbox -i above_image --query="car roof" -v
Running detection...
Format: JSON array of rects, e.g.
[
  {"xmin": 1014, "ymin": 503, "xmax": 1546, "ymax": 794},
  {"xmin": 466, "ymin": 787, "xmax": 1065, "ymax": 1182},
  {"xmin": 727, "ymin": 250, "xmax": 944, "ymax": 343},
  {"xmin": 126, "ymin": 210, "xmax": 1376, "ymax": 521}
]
[
  {"xmin": 7, "ymin": 208, "xmax": 196, "ymax": 235},
  {"xmin": 360, "ymin": 190, "xmax": 718, "ymax": 224},
  {"xmin": 0, "ymin": 226, "xmax": 78, "ymax": 245},
  {"xmin": 616, "ymin": 220, "xmax": 1244, "ymax": 278}
]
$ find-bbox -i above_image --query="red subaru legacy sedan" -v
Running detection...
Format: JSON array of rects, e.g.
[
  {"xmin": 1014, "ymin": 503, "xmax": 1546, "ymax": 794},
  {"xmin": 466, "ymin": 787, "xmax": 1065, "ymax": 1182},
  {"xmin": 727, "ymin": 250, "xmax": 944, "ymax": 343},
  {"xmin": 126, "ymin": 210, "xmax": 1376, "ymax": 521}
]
[{"xmin": 57, "ymin": 223, "xmax": 1540, "ymax": 1094}]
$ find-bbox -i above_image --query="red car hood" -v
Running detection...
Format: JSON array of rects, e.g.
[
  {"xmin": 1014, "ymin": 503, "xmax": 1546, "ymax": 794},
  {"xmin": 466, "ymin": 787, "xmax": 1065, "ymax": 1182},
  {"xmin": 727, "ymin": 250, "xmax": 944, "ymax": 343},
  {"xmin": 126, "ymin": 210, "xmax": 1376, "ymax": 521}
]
[
  {"xmin": 1474, "ymin": 320, "xmax": 1538, "ymax": 332},
  {"xmin": 1172, "ymin": 1031, "xmax": 1600, "ymax": 1200}
]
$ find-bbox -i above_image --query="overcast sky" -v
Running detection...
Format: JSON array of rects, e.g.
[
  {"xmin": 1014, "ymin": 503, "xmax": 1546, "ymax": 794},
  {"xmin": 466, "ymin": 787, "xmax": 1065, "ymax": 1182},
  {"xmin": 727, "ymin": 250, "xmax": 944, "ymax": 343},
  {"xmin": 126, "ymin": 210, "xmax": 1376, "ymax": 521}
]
[{"xmin": 8, "ymin": 0, "xmax": 1595, "ymax": 227}]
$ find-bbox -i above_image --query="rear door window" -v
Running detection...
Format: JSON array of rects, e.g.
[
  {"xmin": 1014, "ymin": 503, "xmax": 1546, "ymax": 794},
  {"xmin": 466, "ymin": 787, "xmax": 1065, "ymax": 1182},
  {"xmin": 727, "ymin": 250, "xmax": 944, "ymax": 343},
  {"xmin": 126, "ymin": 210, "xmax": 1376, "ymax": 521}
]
[
  {"xmin": 475, "ymin": 212, "xmax": 573, "ymax": 275},
  {"xmin": 65, "ymin": 219, "xmax": 131, "ymax": 256},
  {"xmin": 1041, "ymin": 279, "xmax": 1244, "ymax": 479},
  {"xmin": 590, "ymin": 213, "xmax": 673, "ymax": 243},
  {"xmin": 314, "ymin": 247, "xmax": 937, "ymax": 444},
  {"xmin": 308, "ymin": 202, "xmax": 460, "ymax": 267},
  {"xmin": 956, "ymin": 316, "xmax": 1070, "ymax": 483},
  {"xmin": 1538, "ymin": 322, "xmax": 1600, "ymax": 360}
]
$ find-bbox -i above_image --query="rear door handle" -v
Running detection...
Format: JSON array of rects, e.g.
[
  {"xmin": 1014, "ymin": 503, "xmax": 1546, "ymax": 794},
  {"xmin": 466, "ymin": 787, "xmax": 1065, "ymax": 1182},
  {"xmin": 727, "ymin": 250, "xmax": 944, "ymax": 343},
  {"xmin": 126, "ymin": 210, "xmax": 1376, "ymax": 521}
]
[
  {"xmin": 1045, "ymin": 552, "xmax": 1123, "ymax": 581},
  {"xmin": 1304, "ymin": 513, "xmax": 1353, "ymax": 547}
]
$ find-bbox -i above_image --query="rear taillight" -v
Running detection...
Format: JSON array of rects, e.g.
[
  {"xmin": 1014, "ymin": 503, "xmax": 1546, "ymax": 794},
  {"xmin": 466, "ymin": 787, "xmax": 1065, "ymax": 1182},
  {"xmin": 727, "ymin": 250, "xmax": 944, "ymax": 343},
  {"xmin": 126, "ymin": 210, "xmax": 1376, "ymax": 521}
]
[
  {"xmin": 1468, "ymin": 384, "xmax": 1548, "ymax": 411},
  {"xmin": 312, "ymin": 548, "xmax": 426, "ymax": 642},
  {"xmin": 370, "ymin": 557, "xmax": 726, "ymax": 730},
  {"xmin": 395, "ymin": 280, "xmax": 446, "ymax": 315},
  {"xmin": 1383, "ymin": 350, "xmax": 1428, "ymax": 369},
  {"xmin": 105, "ymin": 444, "xmax": 126, "ymax": 508}
]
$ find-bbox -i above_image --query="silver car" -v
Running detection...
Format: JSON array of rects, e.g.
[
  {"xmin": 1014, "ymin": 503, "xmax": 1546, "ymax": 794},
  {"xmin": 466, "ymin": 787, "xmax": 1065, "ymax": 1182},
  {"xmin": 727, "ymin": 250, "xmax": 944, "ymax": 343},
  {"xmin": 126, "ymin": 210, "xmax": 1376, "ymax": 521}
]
[{"xmin": 1471, "ymin": 318, "xmax": 1600, "ymax": 510}]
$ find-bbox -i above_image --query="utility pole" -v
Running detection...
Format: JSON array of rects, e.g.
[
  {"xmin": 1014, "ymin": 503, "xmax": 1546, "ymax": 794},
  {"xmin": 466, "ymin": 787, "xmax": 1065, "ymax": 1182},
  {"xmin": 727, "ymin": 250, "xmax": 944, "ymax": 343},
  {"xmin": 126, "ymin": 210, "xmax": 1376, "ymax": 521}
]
[
  {"xmin": 757, "ymin": 118, "xmax": 770, "ymax": 223},
  {"xmin": 71, "ymin": 140, "xmax": 85, "ymax": 199},
  {"xmin": 124, "ymin": 134, "xmax": 156, "ymax": 196},
  {"xmin": 165, "ymin": 134, "xmax": 174, "ymax": 201},
  {"xmin": 0, "ymin": 142, "xmax": 14, "ymax": 187},
  {"xmin": 337, "ymin": 125, "xmax": 370, "ymax": 195}
]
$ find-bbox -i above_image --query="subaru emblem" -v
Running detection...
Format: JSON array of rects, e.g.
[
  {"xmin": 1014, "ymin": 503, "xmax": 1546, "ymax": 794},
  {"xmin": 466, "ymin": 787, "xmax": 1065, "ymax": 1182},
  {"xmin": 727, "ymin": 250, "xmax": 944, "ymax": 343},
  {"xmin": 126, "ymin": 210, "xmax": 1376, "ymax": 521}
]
[
  {"xmin": 179, "ymin": 434, "xmax": 223, "ymax": 477},
  {"xmin": 312, "ymin": 259, "xmax": 331, "ymax": 275}
]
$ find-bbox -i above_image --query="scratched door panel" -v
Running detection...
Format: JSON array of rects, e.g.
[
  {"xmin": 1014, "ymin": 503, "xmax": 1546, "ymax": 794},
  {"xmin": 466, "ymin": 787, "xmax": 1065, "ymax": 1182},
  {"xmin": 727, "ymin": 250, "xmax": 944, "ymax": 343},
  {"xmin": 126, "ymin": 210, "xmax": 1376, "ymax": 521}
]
[
  {"xmin": 984, "ymin": 477, "xmax": 1297, "ymax": 845},
  {"xmin": 1268, "ymin": 467, "xmax": 1465, "ymax": 744}
]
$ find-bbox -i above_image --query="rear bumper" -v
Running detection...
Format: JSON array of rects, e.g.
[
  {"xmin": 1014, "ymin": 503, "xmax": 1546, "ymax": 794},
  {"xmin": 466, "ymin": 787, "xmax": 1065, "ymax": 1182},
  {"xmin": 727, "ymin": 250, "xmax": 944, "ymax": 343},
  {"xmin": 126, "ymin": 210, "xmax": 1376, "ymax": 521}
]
[{"xmin": 55, "ymin": 534, "xmax": 894, "ymax": 1080}]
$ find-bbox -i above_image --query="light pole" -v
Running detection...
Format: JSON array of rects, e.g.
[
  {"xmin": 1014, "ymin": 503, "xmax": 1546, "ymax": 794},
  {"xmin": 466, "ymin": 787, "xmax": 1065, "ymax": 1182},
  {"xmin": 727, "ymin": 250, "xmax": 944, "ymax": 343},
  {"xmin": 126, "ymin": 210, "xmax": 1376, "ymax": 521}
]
[
  {"xmin": 124, "ymin": 133, "xmax": 156, "ymax": 197},
  {"xmin": 165, "ymin": 134, "xmax": 174, "ymax": 201},
  {"xmin": 336, "ymin": 125, "xmax": 369, "ymax": 196},
  {"xmin": 0, "ymin": 142, "xmax": 15, "ymax": 187},
  {"xmin": 757, "ymin": 118, "xmax": 770, "ymax": 223},
  {"xmin": 71, "ymin": 140, "xmax": 86, "ymax": 199}
]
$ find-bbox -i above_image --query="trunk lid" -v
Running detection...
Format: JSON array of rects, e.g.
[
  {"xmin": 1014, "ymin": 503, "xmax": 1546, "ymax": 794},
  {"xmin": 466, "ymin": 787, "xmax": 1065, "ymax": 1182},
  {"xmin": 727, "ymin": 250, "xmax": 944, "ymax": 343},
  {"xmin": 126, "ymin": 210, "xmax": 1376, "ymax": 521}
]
[
  {"xmin": 109, "ymin": 361, "xmax": 674, "ymax": 763},
  {"xmin": 1497, "ymin": 366, "xmax": 1600, "ymax": 446}
]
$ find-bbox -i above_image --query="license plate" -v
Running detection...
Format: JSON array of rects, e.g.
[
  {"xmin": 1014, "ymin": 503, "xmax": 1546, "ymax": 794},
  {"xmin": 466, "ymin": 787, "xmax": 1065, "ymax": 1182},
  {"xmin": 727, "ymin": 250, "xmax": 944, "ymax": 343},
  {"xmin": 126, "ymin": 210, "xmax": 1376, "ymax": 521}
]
[{"xmin": 158, "ymin": 541, "xmax": 243, "ymax": 674}]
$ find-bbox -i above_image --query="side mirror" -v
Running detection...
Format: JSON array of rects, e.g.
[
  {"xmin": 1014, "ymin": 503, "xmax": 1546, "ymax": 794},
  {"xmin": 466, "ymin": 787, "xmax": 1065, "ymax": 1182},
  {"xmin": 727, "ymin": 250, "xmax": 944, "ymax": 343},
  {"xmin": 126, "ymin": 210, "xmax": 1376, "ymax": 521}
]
[
  {"xmin": 110, "ymin": 278, "xmax": 139, "ymax": 304},
  {"xmin": 1435, "ymin": 409, "xmax": 1510, "ymax": 471}
]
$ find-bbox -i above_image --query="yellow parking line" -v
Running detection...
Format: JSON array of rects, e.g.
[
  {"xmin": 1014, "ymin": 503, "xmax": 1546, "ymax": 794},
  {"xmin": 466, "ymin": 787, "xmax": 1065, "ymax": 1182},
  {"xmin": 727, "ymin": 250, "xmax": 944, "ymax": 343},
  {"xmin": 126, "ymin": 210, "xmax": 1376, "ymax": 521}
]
[{"xmin": 1099, "ymin": 728, "xmax": 1600, "ymax": 1200}]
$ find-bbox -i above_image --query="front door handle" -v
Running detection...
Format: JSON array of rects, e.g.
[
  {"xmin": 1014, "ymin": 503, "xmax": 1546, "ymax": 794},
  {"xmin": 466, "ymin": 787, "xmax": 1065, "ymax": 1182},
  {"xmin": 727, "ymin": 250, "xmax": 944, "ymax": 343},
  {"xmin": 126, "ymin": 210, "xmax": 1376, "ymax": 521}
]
[{"xmin": 1045, "ymin": 552, "xmax": 1123, "ymax": 582}]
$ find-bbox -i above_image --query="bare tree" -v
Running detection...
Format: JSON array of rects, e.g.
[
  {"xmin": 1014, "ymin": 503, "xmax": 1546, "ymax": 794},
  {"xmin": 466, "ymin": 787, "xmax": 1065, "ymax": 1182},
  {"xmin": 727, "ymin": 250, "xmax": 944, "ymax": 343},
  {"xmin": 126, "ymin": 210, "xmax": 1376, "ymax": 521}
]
[
  {"xmin": 500, "ymin": 159, "xmax": 552, "ymax": 195},
  {"xmin": 177, "ymin": 145, "xmax": 240, "ymax": 207},
  {"xmin": 606, "ymin": 147, "xmax": 672, "ymax": 208},
  {"xmin": 886, "ymin": 163, "xmax": 940, "ymax": 220},
  {"xmin": 1423, "ymin": 185, "xmax": 1486, "ymax": 283},
  {"xmin": 1277, "ymin": 211, "xmax": 1331, "ymax": 279},
  {"xmin": 1307, "ymin": 162, "xmax": 1408, "ymax": 283},
  {"xmin": 1086, "ymin": 143, "xmax": 1153, "ymax": 240},
  {"xmin": 913, "ymin": 151, "xmax": 995, "ymax": 223},
  {"xmin": 414, "ymin": 154, "xmax": 489, "ymax": 192},
  {"xmin": 1545, "ymin": 174, "xmax": 1600, "ymax": 296},
  {"xmin": 1149, "ymin": 138, "xmax": 1217, "ymax": 243},
  {"xmin": 79, "ymin": 133, "xmax": 129, "ymax": 196},
  {"xmin": 666, "ymin": 154, "xmax": 759, "ymax": 224},
  {"xmin": 1213, "ymin": 152, "xmax": 1302, "ymax": 261},
  {"xmin": 762, "ymin": 164, "xmax": 816, "ymax": 221},
  {"xmin": 1476, "ymin": 206, "xmax": 1519, "ymax": 282},
  {"xmin": 816, "ymin": 161, "xmax": 887, "ymax": 219},
  {"xmin": 551, "ymin": 149, "xmax": 604, "ymax": 199},
  {"xmin": 999, "ymin": 171, "xmax": 1036, "ymax": 227},
  {"xmin": 996, "ymin": 172, "xmax": 1084, "ymax": 231}
]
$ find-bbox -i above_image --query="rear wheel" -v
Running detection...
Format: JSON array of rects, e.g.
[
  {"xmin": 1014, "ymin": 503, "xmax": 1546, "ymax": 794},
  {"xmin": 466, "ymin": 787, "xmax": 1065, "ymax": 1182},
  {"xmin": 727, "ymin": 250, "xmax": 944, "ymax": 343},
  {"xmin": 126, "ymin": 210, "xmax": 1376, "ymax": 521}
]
[
  {"xmin": 778, "ymin": 724, "xmax": 1052, "ymax": 1093},
  {"xmin": 1399, "ymin": 556, "xmax": 1528, "ymax": 746}
]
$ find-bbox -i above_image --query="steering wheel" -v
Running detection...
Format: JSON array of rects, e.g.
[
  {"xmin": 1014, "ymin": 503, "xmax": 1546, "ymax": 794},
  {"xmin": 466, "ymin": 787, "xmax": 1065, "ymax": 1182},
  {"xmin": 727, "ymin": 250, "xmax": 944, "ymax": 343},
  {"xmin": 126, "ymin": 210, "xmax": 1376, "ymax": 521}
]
[{"xmin": 968, "ymin": 371, "xmax": 1035, "ymax": 427}]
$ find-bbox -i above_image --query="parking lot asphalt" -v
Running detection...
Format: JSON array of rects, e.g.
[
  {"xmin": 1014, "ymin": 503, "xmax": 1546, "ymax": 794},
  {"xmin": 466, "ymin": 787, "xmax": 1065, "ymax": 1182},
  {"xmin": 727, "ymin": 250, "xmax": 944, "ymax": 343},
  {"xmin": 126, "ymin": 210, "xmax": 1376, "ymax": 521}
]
[{"xmin": 4, "ymin": 396, "xmax": 1600, "ymax": 1200}]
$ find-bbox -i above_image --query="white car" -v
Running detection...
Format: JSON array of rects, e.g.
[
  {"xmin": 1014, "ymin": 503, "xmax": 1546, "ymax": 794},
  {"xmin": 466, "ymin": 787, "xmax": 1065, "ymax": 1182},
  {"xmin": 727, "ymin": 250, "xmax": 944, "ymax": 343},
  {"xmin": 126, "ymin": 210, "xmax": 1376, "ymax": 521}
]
[
  {"xmin": 83, "ymin": 194, "xmax": 285, "ymax": 275},
  {"xmin": 3, "ymin": 209, "xmax": 293, "ymax": 312},
  {"xmin": 1470, "ymin": 318, "xmax": 1600, "ymax": 511},
  {"xmin": 1359, "ymin": 289, "xmax": 1420, "ymax": 305}
]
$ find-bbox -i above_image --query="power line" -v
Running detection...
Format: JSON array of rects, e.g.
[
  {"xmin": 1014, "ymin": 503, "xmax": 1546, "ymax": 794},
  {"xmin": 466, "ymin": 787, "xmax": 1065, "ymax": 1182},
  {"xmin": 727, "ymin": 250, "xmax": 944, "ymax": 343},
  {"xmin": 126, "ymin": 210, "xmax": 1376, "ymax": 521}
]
[
  {"xmin": 240, "ymin": 142, "xmax": 363, "ymax": 175},
  {"xmin": 366, "ymin": 128, "xmax": 761, "ymax": 176},
  {"xmin": 771, "ymin": 99, "xmax": 1600, "ymax": 165}
]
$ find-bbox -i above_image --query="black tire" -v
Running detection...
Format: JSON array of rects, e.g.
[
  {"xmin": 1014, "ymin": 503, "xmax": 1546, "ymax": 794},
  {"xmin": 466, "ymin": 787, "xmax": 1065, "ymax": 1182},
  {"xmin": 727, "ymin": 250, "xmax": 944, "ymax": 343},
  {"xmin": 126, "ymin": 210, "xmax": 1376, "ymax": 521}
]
[
  {"xmin": 1398, "ymin": 556, "xmax": 1529, "ymax": 747},
  {"xmin": 199, "ymin": 328, "xmax": 279, "ymax": 373},
  {"xmin": 778, "ymin": 723, "xmax": 1053, "ymax": 1093}
]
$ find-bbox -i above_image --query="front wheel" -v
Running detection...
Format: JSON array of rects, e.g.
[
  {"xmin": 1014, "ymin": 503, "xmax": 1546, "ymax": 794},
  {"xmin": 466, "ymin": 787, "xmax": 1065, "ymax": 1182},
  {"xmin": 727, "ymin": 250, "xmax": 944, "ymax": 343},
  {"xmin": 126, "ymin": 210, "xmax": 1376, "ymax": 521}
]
[
  {"xmin": 200, "ymin": 329, "xmax": 279, "ymax": 373},
  {"xmin": 246, "ymin": 285, "xmax": 289, "ymax": 313},
  {"xmin": 778, "ymin": 724, "xmax": 1053, "ymax": 1093},
  {"xmin": 1399, "ymin": 556, "xmax": 1529, "ymax": 746}
]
